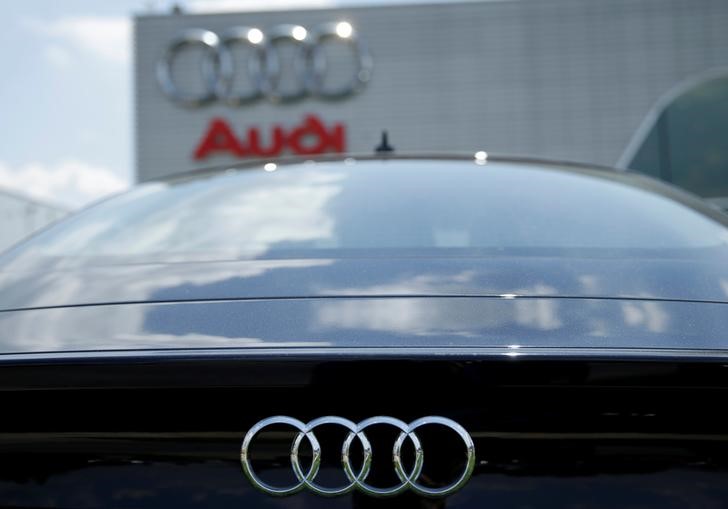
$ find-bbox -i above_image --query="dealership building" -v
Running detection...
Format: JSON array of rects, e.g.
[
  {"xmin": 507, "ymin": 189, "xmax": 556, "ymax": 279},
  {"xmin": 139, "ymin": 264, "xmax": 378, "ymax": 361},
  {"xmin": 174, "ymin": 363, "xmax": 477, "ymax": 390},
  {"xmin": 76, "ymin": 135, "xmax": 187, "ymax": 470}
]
[
  {"xmin": 0, "ymin": 190, "xmax": 67, "ymax": 252},
  {"xmin": 135, "ymin": 0, "xmax": 728, "ymax": 203}
]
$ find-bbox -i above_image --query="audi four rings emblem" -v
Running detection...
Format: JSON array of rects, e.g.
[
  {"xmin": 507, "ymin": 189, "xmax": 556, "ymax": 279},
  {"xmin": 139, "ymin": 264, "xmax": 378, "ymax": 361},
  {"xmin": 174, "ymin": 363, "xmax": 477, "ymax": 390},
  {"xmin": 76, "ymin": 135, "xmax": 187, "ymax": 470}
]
[
  {"xmin": 157, "ymin": 22, "xmax": 373, "ymax": 107},
  {"xmin": 240, "ymin": 416, "xmax": 476, "ymax": 498}
]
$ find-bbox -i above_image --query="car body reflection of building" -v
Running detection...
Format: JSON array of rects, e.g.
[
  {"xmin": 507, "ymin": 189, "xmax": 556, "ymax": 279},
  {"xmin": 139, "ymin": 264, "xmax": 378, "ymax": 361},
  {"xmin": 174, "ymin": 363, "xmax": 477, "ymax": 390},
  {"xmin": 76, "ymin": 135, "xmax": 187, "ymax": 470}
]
[{"xmin": 0, "ymin": 189, "xmax": 67, "ymax": 252}]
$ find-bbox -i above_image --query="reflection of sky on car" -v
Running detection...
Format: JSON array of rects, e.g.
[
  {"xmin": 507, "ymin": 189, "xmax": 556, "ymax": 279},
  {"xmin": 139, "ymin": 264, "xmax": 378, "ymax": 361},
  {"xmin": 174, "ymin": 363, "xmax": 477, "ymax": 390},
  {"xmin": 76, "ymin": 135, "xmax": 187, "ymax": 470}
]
[
  {"xmin": 6, "ymin": 160, "xmax": 728, "ymax": 263},
  {"xmin": 0, "ymin": 295, "xmax": 716, "ymax": 355},
  {"xmin": 11, "ymin": 170, "xmax": 345, "ymax": 258},
  {"xmin": 4, "ymin": 251, "xmax": 728, "ymax": 313}
]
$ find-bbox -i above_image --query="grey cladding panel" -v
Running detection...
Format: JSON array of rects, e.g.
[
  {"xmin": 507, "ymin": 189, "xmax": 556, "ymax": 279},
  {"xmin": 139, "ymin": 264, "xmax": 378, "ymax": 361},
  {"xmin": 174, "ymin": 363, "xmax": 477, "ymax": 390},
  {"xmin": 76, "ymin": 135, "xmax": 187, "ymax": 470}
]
[{"xmin": 135, "ymin": 0, "xmax": 728, "ymax": 181}]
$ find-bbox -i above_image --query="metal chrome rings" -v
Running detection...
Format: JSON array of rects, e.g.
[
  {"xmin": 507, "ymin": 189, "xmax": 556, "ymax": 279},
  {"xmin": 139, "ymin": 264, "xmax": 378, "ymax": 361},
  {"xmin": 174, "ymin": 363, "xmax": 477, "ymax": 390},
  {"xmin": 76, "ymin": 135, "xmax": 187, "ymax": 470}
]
[
  {"xmin": 157, "ymin": 23, "xmax": 373, "ymax": 107},
  {"xmin": 240, "ymin": 415, "xmax": 475, "ymax": 498}
]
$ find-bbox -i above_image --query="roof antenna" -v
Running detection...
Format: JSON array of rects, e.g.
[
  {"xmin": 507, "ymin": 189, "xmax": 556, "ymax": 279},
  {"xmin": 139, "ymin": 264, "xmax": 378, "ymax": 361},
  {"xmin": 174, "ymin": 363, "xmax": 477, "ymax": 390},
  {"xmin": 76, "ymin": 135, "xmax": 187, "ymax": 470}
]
[{"xmin": 375, "ymin": 131, "xmax": 394, "ymax": 154}]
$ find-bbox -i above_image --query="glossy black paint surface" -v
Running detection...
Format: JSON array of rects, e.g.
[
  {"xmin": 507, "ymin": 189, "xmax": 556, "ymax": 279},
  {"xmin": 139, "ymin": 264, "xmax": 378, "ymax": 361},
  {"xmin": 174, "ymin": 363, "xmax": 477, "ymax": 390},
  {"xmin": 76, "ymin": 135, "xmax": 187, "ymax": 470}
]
[
  {"xmin": 0, "ymin": 157, "xmax": 728, "ymax": 359},
  {"xmin": 2, "ymin": 296, "xmax": 728, "ymax": 357},
  {"xmin": 3, "ymin": 157, "xmax": 728, "ymax": 507},
  {"xmin": 2, "ymin": 157, "xmax": 728, "ymax": 312},
  {"xmin": 1, "ymin": 359, "xmax": 728, "ymax": 508},
  {"xmin": 8, "ymin": 157, "xmax": 728, "ymax": 262},
  {"xmin": 3, "ymin": 251, "xmax": 728, "ymax": 312}
]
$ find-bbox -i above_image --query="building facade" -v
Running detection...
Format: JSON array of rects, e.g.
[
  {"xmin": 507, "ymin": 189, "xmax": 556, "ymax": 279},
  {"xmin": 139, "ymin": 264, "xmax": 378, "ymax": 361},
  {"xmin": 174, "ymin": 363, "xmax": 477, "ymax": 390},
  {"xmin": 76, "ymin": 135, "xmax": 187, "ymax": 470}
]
[
  {"xmin": 0, "ymin": 190, "xmax": 67, "ymax": 252},
  {"xmin": 135, "ymin": 0, "xmax": 728, "ymax": 194}
]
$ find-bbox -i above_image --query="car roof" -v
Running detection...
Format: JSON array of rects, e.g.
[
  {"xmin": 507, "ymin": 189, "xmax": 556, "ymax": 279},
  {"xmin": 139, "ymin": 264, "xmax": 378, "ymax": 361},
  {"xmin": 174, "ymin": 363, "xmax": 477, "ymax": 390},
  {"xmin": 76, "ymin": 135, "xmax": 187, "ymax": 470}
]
[{"xmin": 150, "ymin": 153, "xmax": 624, "ymax": 184}]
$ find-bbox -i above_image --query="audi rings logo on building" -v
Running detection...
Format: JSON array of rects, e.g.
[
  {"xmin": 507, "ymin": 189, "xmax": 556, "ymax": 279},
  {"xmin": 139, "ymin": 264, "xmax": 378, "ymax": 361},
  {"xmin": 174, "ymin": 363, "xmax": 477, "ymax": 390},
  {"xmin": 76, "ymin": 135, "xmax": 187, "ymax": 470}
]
[
  {"xmin": 157, "ymin": 22, "xmax": 373, "ymax": 107},
  {"xmin": 240, "ymin": 415, "xmax": 476, "ymax": 498}
]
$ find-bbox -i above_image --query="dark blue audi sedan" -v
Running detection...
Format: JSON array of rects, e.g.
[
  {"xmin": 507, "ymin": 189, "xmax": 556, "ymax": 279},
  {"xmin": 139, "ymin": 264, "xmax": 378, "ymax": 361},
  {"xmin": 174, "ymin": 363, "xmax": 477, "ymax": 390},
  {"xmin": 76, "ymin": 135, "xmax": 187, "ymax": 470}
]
[{"xmin": 2, "ymin": 155, "xmax": 728, "ymax": 508}]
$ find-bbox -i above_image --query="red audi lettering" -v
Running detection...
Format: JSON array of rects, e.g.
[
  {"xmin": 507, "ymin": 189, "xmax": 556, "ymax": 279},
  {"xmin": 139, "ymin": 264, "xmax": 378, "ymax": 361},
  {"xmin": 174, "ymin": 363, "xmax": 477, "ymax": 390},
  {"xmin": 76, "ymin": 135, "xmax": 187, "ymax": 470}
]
[
  {"xmin": 247, "ymin": 126, "xmax": 286, "ymax": 157},
  {"xmin": 193, "ymin": 118, "xmax": 247, "ymax": 159},
  {"xmin": 193, "ymin": 115, "xmax": 346, "ymax": 160},
  {"xmin": 287, "ymin": 115, "xmax": 344, "ymax": 155}
]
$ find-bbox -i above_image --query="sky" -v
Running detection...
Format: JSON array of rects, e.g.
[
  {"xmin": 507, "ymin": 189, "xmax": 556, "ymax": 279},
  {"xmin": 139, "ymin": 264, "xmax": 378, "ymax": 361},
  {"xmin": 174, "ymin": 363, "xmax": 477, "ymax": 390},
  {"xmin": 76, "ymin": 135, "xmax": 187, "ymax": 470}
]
[{"xmin": 0, "ymin": 0, "xmax": 436, "ymax": 210}]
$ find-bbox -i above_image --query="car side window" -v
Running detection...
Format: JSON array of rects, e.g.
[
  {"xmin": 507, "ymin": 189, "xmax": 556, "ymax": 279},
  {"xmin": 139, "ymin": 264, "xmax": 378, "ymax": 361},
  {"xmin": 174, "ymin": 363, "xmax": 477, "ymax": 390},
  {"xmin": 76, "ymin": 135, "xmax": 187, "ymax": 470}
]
[{"xmin": 623, "ymin": 73, "xmax": 728, "ymax": 204}]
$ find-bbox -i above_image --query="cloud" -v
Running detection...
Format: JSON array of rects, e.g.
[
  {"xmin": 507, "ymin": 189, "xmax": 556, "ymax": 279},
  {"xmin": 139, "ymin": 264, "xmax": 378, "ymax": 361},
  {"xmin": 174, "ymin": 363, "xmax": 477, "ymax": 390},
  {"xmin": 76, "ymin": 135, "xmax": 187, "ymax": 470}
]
[
  {"xmin": 185, "ymin": 0, "xmax": 336, "ymax": 13},
  {"xmin": 43, "ymin": 44, "xmax": 72, "ymax": 69},
  {"xmin": 0, "ymin": 160, "xmax": 129, "ymax": 209},
  {"xmin": 621, "ymin": 301, "xmax": 669, "ymax": 333},
  {"xmin": 26, "ymin": 16, "xmax": 131, "ymax": 66}
]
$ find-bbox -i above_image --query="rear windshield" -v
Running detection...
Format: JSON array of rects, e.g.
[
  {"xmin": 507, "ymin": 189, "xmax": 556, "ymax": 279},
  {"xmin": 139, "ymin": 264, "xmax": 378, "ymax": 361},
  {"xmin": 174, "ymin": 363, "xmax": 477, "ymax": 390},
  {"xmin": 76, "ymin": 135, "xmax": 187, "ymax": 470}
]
[{"xmin": 4, "ymin": 160, "xmax": 728, "ymax": 262}]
